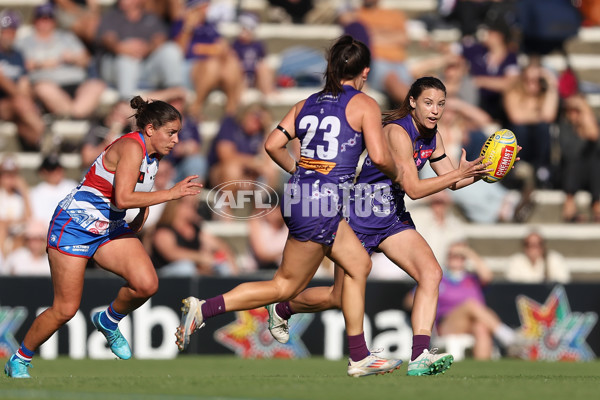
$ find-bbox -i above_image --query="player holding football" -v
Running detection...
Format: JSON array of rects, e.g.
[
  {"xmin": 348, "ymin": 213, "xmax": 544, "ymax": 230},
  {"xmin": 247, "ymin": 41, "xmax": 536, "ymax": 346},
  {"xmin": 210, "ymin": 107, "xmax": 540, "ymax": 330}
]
[
  {"xmin": 266, "ymin": 76, "xmax": 495, "ymax": 376},
  {"xmin": 176, "ymin": 35, "xmax": 406, "ymax": 377},
  {"xmin": 4, "ymin": 96, "xmax": 203, "ymax": 379}
]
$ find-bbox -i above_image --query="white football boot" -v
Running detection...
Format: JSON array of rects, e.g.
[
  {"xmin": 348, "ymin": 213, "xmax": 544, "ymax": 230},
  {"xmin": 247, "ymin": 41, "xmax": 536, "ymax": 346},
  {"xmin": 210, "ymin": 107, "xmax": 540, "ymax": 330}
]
[
  {"xmin": 175, "ymin": 297, "xmax": 205, "ymax": 351},
  {"xmin": 347, "ymin": 350, "xmax": 403, "ymax": 377},
  {"xmin": 407, "ymin": 348, "xmax": 453, "ymax": 376},
  {"xmin": 266, "ymin": 303, "xmax": 290, "ymax": 344}
]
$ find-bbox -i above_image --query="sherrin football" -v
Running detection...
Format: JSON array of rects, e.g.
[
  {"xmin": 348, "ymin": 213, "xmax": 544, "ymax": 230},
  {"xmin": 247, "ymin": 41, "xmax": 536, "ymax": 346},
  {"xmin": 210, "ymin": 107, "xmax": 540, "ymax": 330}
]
[{"xmin": 479, "ymin": 129, "xmax": 518, "ymax": 183}]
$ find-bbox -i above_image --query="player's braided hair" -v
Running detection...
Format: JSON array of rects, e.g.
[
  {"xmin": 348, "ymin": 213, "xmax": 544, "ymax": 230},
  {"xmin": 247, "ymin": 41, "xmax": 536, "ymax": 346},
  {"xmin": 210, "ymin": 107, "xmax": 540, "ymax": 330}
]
[
  {"xmin": 322, "ymin": 35, "xmax": 370, "ymax": 97},
  {"xmin": 130, "ymin": 95, "xmax": 181, "ymax": 131}
]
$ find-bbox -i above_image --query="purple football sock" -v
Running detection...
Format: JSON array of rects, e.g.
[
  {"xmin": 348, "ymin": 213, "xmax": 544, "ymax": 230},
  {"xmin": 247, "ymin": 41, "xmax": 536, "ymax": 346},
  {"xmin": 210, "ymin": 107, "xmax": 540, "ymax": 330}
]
[
  {"xmin": 411, "ymin": 334, "xmax": 431, "ymax": 361},
  {"xmin": 347, "ymin": 332, "xmax": 370, "ymax": 362},
  {"xmin": 275, "ymin": 301, "xmax": 294, "ymax": 320},
  {"xmin": 200, "ymin": 295, "xmax": 226, "ymax": 319}
]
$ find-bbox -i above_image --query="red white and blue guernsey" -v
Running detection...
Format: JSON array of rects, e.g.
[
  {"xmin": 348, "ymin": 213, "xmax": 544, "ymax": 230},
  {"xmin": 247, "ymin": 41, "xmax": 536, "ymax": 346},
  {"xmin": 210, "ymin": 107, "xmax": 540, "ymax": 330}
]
[
  {"xmin": 349, "ymin": 114, "xmax": 437, "ymax": 253},
  {"xmin": 282, "ymin": 85, "xmax": 365, "ymax": 246},
  {"xmin": 47, "ymin": 132, "xmax": 159, "ymax": 258}
]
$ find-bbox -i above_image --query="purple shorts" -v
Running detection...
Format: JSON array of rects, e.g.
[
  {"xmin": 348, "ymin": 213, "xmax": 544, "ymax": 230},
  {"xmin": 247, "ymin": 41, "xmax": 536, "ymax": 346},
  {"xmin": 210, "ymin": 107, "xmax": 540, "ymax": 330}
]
[
  {"xmin": 47, "ymin": 207, "xmax": 133, "ymax": 258},
  {"xmin": 353, "ymin": 212, "xmax": 416, "ymax": 255},
  {"xmin": 280, "ymin": 174, "xmax": 350, "ymax": 246}
]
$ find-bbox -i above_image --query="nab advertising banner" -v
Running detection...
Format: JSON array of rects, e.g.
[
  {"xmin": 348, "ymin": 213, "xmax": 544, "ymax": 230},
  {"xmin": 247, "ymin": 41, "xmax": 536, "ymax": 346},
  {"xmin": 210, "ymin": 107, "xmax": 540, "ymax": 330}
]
[{"xmin": 0, "ymin": 277, "xmax": 597, "ymax": 361}]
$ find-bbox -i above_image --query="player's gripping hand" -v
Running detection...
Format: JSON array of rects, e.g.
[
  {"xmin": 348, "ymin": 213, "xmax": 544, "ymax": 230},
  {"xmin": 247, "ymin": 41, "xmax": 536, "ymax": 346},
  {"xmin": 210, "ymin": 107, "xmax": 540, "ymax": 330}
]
[
  {"xmin": 169, "ymin": 175, "xmax": 203, "ymax": 200},
  {"xmin": 457, "ymin": 149, "xmax": 493, "ymax": 180}
]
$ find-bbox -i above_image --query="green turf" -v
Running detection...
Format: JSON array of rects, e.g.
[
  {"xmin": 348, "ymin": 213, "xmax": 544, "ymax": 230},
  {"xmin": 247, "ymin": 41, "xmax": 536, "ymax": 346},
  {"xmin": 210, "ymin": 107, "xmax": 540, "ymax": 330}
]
[{"xmin": 2, "ymin": 356, "xmax": 600, "ymax": 400}]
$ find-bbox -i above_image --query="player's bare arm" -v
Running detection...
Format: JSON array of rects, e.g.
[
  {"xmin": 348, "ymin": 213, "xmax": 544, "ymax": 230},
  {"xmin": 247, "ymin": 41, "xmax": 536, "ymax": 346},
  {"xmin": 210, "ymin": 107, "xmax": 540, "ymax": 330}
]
[
  {"xmin": 265, "ymin": 102, "xmax": 301, "ymax": 174},
  {"xmin": 389, "ymin": 126, "xmax": 487, "ymax": 199}
]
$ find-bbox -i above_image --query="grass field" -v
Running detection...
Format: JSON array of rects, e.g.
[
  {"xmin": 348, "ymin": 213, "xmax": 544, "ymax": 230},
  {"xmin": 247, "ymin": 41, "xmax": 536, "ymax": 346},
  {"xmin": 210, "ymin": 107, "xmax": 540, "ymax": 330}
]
[{"xmin": 2, "ymin": 356, "xmax": 600, "ymax": 400}]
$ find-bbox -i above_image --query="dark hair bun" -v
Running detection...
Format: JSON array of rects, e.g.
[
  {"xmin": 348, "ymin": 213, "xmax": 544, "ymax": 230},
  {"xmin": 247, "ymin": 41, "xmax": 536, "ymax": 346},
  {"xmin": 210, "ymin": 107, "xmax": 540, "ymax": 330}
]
[{"xmin": 130, "ymin": 95, "xmax": 147, "ymax": 110}]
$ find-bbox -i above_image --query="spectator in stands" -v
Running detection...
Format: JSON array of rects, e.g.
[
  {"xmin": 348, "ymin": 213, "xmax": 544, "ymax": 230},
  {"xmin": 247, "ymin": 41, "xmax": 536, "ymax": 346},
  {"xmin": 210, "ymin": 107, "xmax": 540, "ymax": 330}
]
[
  {"xmin": 232, "ymin": 12, "xmax": 276, "ymax": 97},
  {"xmin": 96, "ymin": 0, "xmax": 185, "ymax": 101},
  {"xmin": 79, "ymin": 100, "xmax": 133, "ymax": 167},
  {"xmin": 411, "ymin": 241, "xmax": 520, "ymax": 360},
  {"xmin": 357, "ymin": 0, "xmax": 412, "ymax": 106},
  {"xmin": 557, "ymin": 93, "xmax": 600, "ymax": 222},
  {"xmin": 519, "ymin": 0, "xmax": 582, "ymax": 56},
  {"xmin": 207, "ymin": 102, "xmax": 278, "ymax": 189},
  {"xmin": 336, "ymin": 4, "xmax": 370, "ymax": 52},
  {"xmin": 164, "ymin": 94, "xmax": 207, "ymax": 185},
  {"xmin": 15, "ymin": 4, "xmax": 105, "ymax": 120},
  {"xmin": 440, "ymin": 55, "xmax": 480, "ymax": 107},
  {"xmin": 275, "ymin": 46, "xmax": 326, "ymax": 88},
  {"xmin": 51, "ymin": 0, "xmax": 101, "ymax": 47},
  {"xmin": 0, "ymin": 9, "xmax": 46, "ymax": 151},
  {"xmin": 0, "ymin": 154, "xmax": 32, "ymax": 245},
  {"xmin": 505, "ymin": 231, "xmax": 571, "ymax": 284},
  {"xmin": 503, "ymin": 58, "xmax": 560, "ymax": 189},
  {"xmin": 30, "ymin": 153, "xmax": 78, "ymax": 225},
  {"xmin": 247, "ymin": 201, "xmax": 287, "ymax": 271},
  {"xmin": 145, "ymin": 0, "xmax": 184, "ymax": 25},
  {"xmin": 149, "ymin": 195, "xmax": 238, "ymax": 276},
  {"xmin": 458, "ymin": 17, "xmax": 520, "ymax": 125},
  {"xmin": 267, "ymin": 0, "xmax": 313, "ymax": 24},
  {"xmin": 441, "ymin": 0, "xmax": 505, "ymax": 39},
  {"xmin": 172, "ymin": 0, "xmax": 243, "ymax": 118},
  {"xmin": 580, "ymin": 0, "xmax": 600, "ymax": 26},
  {"xmin": 409, "ymin": 191, "xmax": 467, "ymax": 267},
  {"xmin": 1, "ymin": 218, "xmax": 50, "ymax": 276}
]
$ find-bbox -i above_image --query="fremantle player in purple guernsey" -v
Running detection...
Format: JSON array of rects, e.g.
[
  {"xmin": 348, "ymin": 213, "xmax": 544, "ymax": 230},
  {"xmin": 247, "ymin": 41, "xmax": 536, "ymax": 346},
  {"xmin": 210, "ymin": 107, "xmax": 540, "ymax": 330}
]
[
  {"xmin": 266, "ymin": 77, "xmax": 497, "ymax": 376},
  {"xmin": 176, "ymin": 35, "xmax": 409, "ymax": 377}
]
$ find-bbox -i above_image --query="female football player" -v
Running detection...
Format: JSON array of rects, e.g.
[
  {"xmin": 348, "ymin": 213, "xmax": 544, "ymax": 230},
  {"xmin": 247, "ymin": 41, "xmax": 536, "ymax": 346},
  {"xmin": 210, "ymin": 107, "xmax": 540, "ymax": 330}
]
[
  {"xmin": 5, "ymin": 96, "xmax": 203, "ymax": 378},
  {"xmin": 176, "ymin": 35, "xmax": 405, "ymax": 377},
  {"xmin": 266, "ymin": 76, "xmax": 494, "ymax": 376}
]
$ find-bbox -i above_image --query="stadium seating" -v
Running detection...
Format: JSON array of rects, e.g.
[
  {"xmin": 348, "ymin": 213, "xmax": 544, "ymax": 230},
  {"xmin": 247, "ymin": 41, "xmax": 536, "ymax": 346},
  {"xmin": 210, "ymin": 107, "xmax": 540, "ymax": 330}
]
[{"xmin": 2, "ymin": 0, "xmax": 600, "ymax": 281}]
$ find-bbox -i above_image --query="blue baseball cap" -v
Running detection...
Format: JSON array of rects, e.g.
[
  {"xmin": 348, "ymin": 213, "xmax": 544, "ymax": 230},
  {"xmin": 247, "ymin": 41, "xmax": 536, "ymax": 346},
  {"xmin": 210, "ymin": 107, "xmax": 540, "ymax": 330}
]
[{"xmin": 34, "ymin": 3, "xmax": 55, "ymax": 19}]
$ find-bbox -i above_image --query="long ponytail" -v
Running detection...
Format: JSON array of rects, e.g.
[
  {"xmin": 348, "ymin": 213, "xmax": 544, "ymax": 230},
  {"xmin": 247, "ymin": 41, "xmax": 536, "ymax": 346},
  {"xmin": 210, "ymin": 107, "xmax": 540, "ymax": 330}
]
[{"xmin": 322, "ymin": 35, "xmax": 371, "ymax": 96}]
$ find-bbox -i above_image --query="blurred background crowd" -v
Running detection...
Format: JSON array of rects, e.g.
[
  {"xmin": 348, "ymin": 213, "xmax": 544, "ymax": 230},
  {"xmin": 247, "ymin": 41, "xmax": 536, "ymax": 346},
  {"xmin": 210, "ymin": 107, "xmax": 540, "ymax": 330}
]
[{"xmin": 0, "ymin": 0, "xmax": 599, "ymax": 287}]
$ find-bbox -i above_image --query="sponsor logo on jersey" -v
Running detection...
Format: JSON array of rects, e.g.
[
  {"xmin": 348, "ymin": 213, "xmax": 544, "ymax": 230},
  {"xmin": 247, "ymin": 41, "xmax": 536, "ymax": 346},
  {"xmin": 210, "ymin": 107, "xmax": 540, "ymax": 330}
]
[
  {"xmin": 420, "ymin": 149, "xmax": 433, "ymax": 159},
  {"xmin": 298, "ymin": 157, "xmax": 337, "ymax": 175},
  {"xmin": 317, "ymin": 94, "xmax": 339, "ymax": 103}
]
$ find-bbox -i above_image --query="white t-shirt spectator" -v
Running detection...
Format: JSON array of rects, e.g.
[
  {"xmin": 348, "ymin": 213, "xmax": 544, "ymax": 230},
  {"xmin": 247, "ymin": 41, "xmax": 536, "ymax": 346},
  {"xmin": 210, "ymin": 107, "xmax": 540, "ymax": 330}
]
[
  {"xmin": 30, "ymin": 179, "xmax": 77, "ymax": 224},
  {"xmin": 2, "ymin": 247, "xmax": 50, "ymax": 276},
  {"xmin": 505, "ymin": 251, "xmax": 571, "ymax": 284}
]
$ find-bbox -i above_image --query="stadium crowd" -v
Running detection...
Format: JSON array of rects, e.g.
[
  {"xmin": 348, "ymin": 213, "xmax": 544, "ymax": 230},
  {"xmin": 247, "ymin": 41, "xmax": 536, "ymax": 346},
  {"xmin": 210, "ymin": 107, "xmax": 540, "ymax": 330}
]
[{"xmin": 0, "ymin": 0, "xmax": 599, "ymax": 282}]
